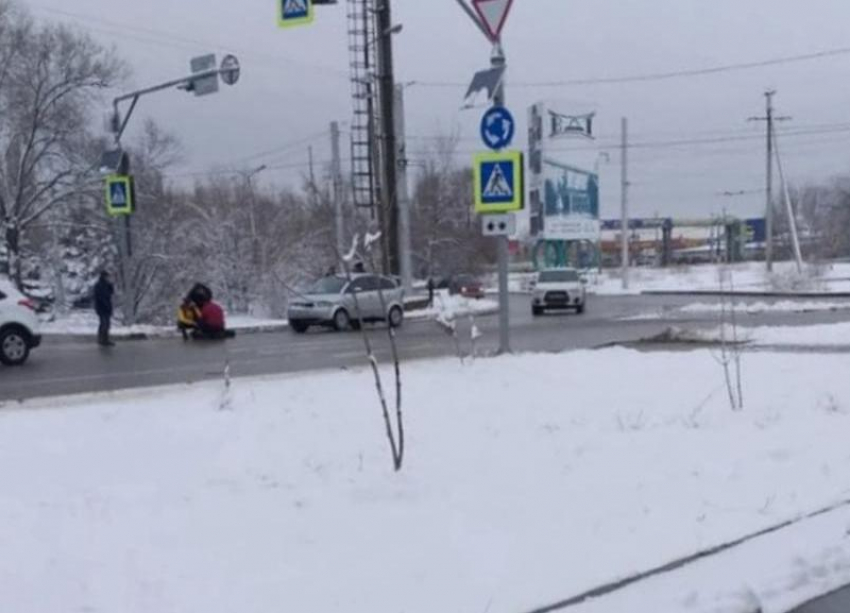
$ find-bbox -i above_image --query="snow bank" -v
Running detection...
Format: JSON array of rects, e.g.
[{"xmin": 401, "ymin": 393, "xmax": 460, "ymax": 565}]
[
  {"xmin": 680, "ymin": 300, "xmax": 850, "ymax": 315},
  {"xmin": 686, "ymin": 321, "xmax": 850, "ymax": 347},
  {"xmin": 406, "ymin": 290, "xmax": 498, "ymax": 322},
  {"xmin": 40, "ymin": 312, "xmax": 288, "ymax": 337},
  {"xmin": 3, "ymin": 349, "xmax": 850, "ymax": 612},
  {"xmin": 591, "ymin": 261, "xmax": 850, "ymax": 296}
]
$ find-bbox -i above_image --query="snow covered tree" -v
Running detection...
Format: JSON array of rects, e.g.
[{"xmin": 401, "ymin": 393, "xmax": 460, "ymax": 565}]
[{"xmin": 0, "ymin": 1, "xmax": 124, "ymax": 288}]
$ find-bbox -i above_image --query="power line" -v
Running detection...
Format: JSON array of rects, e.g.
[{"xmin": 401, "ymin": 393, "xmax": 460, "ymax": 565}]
[
  {"xmin": 415, "ymin": 45, "xmax": 850, "ymax": 89},
  {"xmin": 28, "ymin": 3, "xmax": 350, "ymax": 80}
]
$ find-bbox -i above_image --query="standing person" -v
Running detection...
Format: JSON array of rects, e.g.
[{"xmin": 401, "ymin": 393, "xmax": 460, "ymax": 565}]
[
  {"xmin": 427, "ymin": 276, "xmax": 435, "ymax": 308},
  {"xmin": 93, "ymin": 271, "xmax": 115, "ymax": 347}
]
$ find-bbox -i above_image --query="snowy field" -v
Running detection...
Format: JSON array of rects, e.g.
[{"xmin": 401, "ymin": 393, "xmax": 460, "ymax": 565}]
[
  {"xmin": 3, "ymin": 346, "xmax": 850, "ymax": 612},
  {"xmin": 680, "ymin": 320, "xmax": 850, "ymax": 348},
  {"xmin": 590, "ymin": 261, "xmax": 850, "ymax": 296}
]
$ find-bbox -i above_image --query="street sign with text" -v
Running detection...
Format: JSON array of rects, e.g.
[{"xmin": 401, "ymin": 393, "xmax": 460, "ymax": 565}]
[{"xmin": 471, "ymin": 0, "xmax": 515, "ymax": 42}]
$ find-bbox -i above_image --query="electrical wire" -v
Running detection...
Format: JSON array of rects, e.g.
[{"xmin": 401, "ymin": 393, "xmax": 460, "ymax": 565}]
[{"xmin": 415, "ymin": 45, "xmax": 850, "ymax": 89}]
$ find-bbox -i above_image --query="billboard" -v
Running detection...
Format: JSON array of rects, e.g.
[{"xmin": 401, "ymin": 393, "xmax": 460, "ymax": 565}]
[{"xmin": 528, "ymin": 102, "xmax": 600, "ymax": 241}]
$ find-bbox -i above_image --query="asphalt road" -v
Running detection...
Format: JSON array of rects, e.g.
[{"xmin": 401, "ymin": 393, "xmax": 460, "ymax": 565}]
[
  {"xmin": 2, "ymin": 293, "xmax": 850, "ymax": 402},
  {"xmin": 792, "ymin": 585, "xmax": 850, "ymax": 612}
]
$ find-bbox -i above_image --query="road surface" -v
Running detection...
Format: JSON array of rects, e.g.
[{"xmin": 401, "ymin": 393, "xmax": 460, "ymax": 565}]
[
  {"xmin": 2, "ymin": 294, "xmax": 850, "ymax": 401},
  {"xmin": 793, "ymin": 585, "xmax": 850, "ymax": 612}
]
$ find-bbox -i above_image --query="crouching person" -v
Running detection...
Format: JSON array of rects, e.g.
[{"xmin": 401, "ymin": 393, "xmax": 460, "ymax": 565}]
[{"xmin": 194, "ymin": 298, "xmax": 229, "ymax": 340}]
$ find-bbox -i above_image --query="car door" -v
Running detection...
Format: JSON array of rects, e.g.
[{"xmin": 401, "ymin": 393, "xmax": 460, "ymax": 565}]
[{"xmin": 346, "ymin": 276, "xmax": 377, "ymax": 319}]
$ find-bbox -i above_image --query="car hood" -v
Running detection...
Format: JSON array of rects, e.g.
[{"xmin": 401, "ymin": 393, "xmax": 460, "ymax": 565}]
[
  {"xmin": 536, "ymin": 282, "xmax": 582, "ymax": 291},
  {"xmin": 290, "ymin": 293, "xmax": 341, "ymax": 305}
]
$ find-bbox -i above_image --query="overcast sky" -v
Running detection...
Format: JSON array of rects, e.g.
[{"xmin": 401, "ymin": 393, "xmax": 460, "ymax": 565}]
[{"xmin": 24, "ymin": 0, "xmax": 850, "ymax": 220}]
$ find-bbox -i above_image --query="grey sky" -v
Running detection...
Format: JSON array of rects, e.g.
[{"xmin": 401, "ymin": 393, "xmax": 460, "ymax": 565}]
[{"xmin": 24, "ymin": 0, "xmax": 850, "ymax": 220}]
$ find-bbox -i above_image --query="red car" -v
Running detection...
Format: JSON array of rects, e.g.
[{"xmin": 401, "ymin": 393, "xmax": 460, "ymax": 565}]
[{"xmin": 446, "ymin": 274, "xmax": 485, "ymax": 300}]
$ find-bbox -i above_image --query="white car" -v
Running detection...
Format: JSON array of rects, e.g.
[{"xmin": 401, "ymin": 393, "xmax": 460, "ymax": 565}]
[
  {"xmin": 0, "ymin": 280, "xmax": 42, "ymax": 365},
  {"xmin": 531, "ymin": 268, "xmax": 587, "ymax": 316}
]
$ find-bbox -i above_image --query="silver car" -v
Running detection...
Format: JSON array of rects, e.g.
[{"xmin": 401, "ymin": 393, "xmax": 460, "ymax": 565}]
[{"xmin": 288, "ymin": 274, "xmax": 405, "ymax": 333}]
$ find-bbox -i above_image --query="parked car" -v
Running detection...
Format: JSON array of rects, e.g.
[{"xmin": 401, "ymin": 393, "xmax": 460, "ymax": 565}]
[
  {"xmin": 0, "ymin": 280, "xmax": 42, "ymax": 365},
  {"xmin": 288, "ymin": 274, "xmax": 405, "ymax": 333},
  {"xmin": 439, "ymin": 274, "xmax": 485, "ymax": 300},
  {"xmin": 531, "ymin": 268, "xmax": 587, "ymax": 316}
]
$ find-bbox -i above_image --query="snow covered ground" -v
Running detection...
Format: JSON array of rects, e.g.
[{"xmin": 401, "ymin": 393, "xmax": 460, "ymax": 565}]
[
  {"xmin": 38, "ymin": 311, "xmax": 289, "ymax": 338},
  {"xmin": 590, "ymin": 261, "xmax": 850, "ymax": 296},
  {"xmin": 3, "ymin": 346, "xmax": 850, "ymax": 612},
  {"xmin": 406, "ymin": 290, "xmax": 498, "ymax": 322},
  {"xmin": 679, "ymin": 299, "xmax": 850, "ymax": 315},
  {"xmin": 680, "ymin": 321, "xmax": 850, "ymax": 348}
]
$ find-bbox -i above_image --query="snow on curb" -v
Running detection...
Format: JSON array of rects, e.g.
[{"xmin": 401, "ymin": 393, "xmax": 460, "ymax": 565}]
[{"xmin": 39, "ymin": 312, "xmax": 289, "ymax": 340}]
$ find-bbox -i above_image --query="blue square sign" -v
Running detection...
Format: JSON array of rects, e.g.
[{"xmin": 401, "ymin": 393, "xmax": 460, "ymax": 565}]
[{"xmin": 474, "ymin": 150, "xmax": 524, "ymax": 213}]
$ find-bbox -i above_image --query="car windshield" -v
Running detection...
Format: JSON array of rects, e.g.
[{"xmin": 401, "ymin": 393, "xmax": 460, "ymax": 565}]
[
  {"xmin": 309, "ymin": 276, "xmax": 346, "ymax": 295},
  {"xmin": 539, "ymin": 270, "xmax": 580, "ymax": 283}
]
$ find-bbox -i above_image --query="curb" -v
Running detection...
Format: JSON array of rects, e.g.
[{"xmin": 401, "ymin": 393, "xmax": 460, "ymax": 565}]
[
  {"xmin": 641, "ymin": 290, "xmax": 850, "ymax": 299},
  {"xmin": 43, "ymin": 324, "xmax": 290, "ymax": 343}
]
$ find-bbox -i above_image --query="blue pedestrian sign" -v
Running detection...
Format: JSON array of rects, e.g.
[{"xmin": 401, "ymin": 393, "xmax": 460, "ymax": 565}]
[
  {"xmin": 473, "ymin": 150, "xmax": 524, "ymax": 213},
  {"xmin": 480, "ymin": 106, "xmax": 515, "ymax": 150},
  {"xmin": 278, "ymin": 0, "xmax": 314, "ymax": 28},
  {"xmin": 105, "ymin": 175, "xmax": 134, "ymax": 216}
]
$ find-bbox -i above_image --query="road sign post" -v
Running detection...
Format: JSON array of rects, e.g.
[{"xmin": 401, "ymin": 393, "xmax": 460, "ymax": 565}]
[{"xmin": 458, "ymin": 0, "xmax": 515, "ymax": 354}]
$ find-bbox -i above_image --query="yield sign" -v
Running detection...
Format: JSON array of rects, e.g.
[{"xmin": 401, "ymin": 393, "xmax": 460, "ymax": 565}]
[{"xmin": 472, "ymin": 0, "xmax": 515, "ymax": 42}]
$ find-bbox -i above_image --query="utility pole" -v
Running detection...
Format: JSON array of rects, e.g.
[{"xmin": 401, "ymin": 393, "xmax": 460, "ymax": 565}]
[
  {"xmin": 620, "ymin": 117, "xmax": 630, "ymax": 290},
  {"xmin": 749, "ymin": 90, "xmax": 790, "ymax": 272},
  {"xmin": 330, "ymin": 121, "xmax": 345, "ymax": 259},
  {"xmin": 394, "ymin": 85, "xmax": 413, "ymax": 292},
  {"xmin": 376, "ymin": 0, "xmax": 400, "ymax": 276}
]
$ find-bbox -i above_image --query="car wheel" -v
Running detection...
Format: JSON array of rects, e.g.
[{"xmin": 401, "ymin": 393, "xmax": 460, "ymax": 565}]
[
  {"xmin": 333, "ymin": 308, "xmax": 351, "ymax": 331},
  {"xmin": 0, "ymin": 327, "xmax": 30, "ymax": 366},
  {"xmin": 388, "ymin": 305, "xmax": 404, "ymax": 328},
  {"xmin": 576, "ymin": 303, "xmax": 586, "ymax": 315},
  {"xmin": 532, "ymin": 306, "xmax": 543, "ymax": 317},
  {"xmin": 290, "ymin": 321, "xmax": 309, "ymax": 334}
]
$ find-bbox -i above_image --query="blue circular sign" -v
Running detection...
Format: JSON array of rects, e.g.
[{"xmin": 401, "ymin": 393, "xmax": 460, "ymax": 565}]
[{"xmin": 480, "ymin": 106, "xmax": 515, "ymax": 151}]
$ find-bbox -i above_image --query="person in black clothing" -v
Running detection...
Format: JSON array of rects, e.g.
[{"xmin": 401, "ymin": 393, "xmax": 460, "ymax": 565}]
[
  {"xmin": 427, "ymin": 277, "xmax": 435, "ymax": 307},
  {"xmin": 93, "ymin": 271, "xmax": 115, "ymax": 346}
]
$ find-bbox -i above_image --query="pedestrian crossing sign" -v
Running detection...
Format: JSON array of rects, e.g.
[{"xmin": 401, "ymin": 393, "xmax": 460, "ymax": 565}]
[
  {"xmin": 474, "ymin": 150, "xmax": 524, "ymax": 213},
  {"xmin": 278, "ymin": 0, "xmax": 314, "ymax": 28},
  {"xmin": 105, "ymin": 175, "xmax": 134, "ymax": 216}
]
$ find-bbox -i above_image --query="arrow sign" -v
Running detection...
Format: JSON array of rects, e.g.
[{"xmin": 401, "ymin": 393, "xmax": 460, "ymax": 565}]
[
  {"xmin": 472, "ymin": 0, "xmax": 515, "ymax": 42},
  {"xmin": 480, "ymin": 106, "xmax": 515, "ymax": 150}
]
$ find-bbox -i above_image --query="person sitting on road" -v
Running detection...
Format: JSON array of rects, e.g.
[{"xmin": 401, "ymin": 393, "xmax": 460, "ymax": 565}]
[
  {"xmin": 177, "ymin": 297, "xmax": 201, "ymax": 341},
  {"xmin": 194, "ymin": 298, "xmax": 228, "ymax": 340}
]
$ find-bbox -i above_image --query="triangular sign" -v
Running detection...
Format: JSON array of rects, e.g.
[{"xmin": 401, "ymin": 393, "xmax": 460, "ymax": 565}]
[
  {"xmin": 472, "ymin": 0, "xmax": 515, "ymax": 42},
  {"xmin": 283, "ymin": 0, "xmax": 308, "ymax": 18},
  {"xmin": 111, "ymin": 184, "xmax": 126, "ymax": 205},
  {"xmin": 483, "ymin": 163, "xmax": 512, "ymax": 198}
]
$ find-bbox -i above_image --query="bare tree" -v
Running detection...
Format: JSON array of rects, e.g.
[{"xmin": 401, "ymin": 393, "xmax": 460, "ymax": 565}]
[{"xmin": 0, "ymin": 2, "xmax": 125, "ymax": 287}]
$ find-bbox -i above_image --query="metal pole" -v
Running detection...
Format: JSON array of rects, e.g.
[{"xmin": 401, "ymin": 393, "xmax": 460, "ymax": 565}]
[
  {"xmin": 330, "ymin": 121, "xmax": 346, "ymax": 260},
  {"xmin": 394, "ymin": 85, "xmax": 413, "ymax": 292},
  {"xmin": 765, "ymin": 90, "xmax": 775, "ymax": 272},
  {"xmin": 620, "ymin": 117, "xmax": 630, "ymax": 290},
  {"xmin": 376, "ymin": 0, "xmax": 400, "ymax": 276},
  {"xmin": 492, "ymin": 43, "xmax": 510, "ymax": 354}
]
